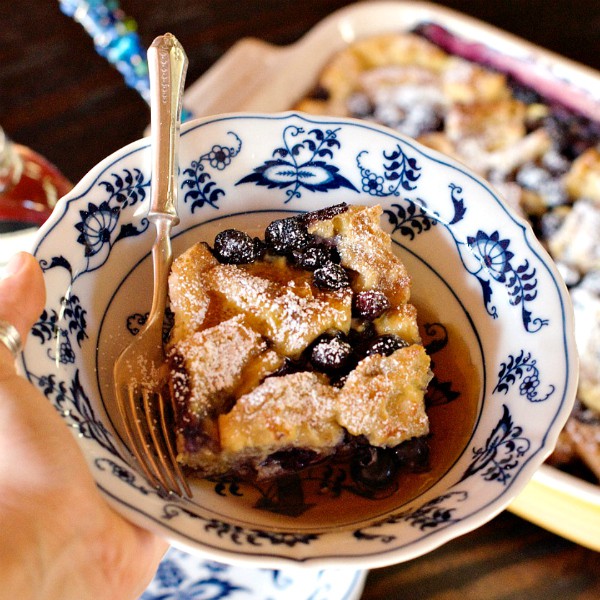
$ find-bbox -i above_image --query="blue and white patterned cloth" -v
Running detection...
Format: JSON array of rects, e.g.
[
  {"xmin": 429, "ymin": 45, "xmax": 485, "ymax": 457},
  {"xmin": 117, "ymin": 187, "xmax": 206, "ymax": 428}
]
[{"xmin": 141, "ymin": 547, "xmax": 366, "ymax": 600}]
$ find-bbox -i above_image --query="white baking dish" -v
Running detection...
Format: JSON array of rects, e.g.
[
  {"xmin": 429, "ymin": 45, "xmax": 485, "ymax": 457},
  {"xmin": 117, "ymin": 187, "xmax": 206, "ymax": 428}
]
[{"xmin": 185, "ymin": 1, "xmax": 600, "ymax": 121}]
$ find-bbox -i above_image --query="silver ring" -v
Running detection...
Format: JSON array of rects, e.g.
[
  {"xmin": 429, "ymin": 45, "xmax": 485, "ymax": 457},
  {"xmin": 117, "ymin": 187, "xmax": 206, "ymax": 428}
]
[{"xmin": 0, "ymin": 320, "xmax": 22, "ymax": 359}]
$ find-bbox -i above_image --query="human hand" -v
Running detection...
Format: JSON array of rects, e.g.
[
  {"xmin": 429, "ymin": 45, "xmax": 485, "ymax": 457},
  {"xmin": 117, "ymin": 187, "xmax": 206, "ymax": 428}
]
[{"xmin": 0, "ymin": 252, "xmax": 168, "ymax": 600}]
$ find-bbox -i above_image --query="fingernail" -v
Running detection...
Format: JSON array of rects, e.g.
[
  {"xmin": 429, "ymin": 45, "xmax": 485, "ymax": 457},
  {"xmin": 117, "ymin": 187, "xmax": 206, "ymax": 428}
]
[{"xmin": 2, "ymin": 252, "xmax": 28, "ymax": 279}]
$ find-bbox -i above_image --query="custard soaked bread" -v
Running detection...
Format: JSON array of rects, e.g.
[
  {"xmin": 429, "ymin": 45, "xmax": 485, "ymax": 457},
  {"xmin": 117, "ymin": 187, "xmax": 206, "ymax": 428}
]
[{"xmin": 167, "ymin": 204, "xmax": 432, "ymax": 481}]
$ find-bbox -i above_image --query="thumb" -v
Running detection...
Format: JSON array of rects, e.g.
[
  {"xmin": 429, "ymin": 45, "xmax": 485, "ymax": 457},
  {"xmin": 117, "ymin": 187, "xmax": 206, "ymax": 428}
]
[{"xmin": 0, "ymin": 252, "xmax": 46, "ymax": 373}]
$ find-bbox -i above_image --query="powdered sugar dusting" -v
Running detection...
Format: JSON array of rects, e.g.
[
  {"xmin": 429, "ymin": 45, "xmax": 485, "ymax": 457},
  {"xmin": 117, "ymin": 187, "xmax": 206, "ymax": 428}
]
[
  {"xmin": 166, "ymin": 206, "xmax": 431, "ymax": 477},
  {"xmin": 172, "ymin": 314, "xmax": 267, "ymax": 418},
  {"xmin": 128, "ymin": 351, "xmax": 166, "ymax": 389},
  {"xmin": 207, "ymin": 264, "xmax": 352, "ymax": 357},
  {"xmin": 309, "ymin": 204, "xmax": 411, "ymax": 304},
  {"xmin": 219, "ymin": 372, "xmax": 344, "ymax": 453},
  {"xmin": 337, "ymin": 346, "xmax": 431, "ymax": 446},
  {"xmin": 168, "ymin": 242, "xmax": 218, "ymax": 344}
]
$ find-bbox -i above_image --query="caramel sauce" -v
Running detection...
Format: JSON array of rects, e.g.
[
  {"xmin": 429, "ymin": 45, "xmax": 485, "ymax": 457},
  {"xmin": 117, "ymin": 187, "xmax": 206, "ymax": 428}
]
[
  {"xmin": 193, "ymin": 302, "xmax": 481, "ymax": 528},
  {"xmin": 244, "ymin": 254, "xmax": 307, "ymax": 284},
  {"xmin": 265, "ymin": 305, "xmax": 482, "ymax": 527}
]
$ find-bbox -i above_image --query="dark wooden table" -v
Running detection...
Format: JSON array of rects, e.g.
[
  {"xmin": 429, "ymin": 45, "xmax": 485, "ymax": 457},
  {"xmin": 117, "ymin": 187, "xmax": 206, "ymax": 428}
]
[{"xmin": 2, "ymin": 1, "xmax": 599, "ymax": 598}]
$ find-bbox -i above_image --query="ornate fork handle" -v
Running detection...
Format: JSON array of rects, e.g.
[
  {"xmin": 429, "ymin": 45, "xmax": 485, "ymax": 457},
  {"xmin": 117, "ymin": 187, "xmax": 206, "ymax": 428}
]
[{"xmin": 146, "ymin": 34, "xmax": 188, "ymax": 330}]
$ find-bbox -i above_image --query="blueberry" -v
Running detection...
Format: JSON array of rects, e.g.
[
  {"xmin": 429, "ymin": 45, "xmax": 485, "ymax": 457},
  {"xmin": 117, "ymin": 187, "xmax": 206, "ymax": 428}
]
[
  {"xmin": 544, "ymin": 110, "xmax": 599, "ymax": 160},
  {"xmin": 266, "ymin": 357, "xmax": 306, "ymax": 378},
  {"xmin": 394, "ymin": 437, "xmax": 430, "ymax": 472},
  {"xmin": 310, "ymin": 333, "xmax": 353, "ymax": 372},
  {"xmin": 292, "ymin": 244, "xmax": 339, "ymax": 271},
  {"xmin": 313, "ymin": 262, "xmax": 350, "ymax": 290},
  {"xmin": 348, "ymin": 321, "xmax": 377, "ymax": 346},
  {"xmin": 363, "ymin": 334, "xmax": 409, "ymax": 357},
  {"xmin": 263, "ymin": 448, "xmax": 319, "ymax": 472},
  {"xmin": 332, "ymin": 373, "xmax": 349, "ymax": 388},
  {"xmin": 352, "ymin": 290, "xmax": 390, "ymax": 320},
  {"xmin": 351, "ymin": 446, "xmax": 398, "ymax": 489},
  {"xmin": 264, "ymin": 216, "xmax": 311, "ymax": 255},
  {"xmin": 539, "ymin": 207, "xmax": 569, "ymax": 239},
  {"xmin": 347, "ymin": 92, "xmax": 375, "ymax": 118},
  {"xmin": 301, "ymin": 203, "xmax": 348, "ymax": 227},
  {"xmin": 213, "ymin": 229, "xmax": 259, "ymax": 264},
  {"xmin": 309, "ymin": 85, "xmax": 330, "ymax": 101},
  {"xmin": 508, "ymin": 79, "xmax": 542, "ymax": 105}
]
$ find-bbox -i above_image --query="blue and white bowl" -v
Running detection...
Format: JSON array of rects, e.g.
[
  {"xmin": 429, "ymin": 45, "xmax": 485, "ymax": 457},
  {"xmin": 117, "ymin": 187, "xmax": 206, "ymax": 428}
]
[{"xmin": 22, "ymin": 112, "xmax": 577, "ymax": 569}]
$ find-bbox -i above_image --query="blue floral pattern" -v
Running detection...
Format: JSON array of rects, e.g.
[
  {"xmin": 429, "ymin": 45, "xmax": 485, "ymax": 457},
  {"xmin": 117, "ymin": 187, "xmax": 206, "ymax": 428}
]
[
  {"xmin": 182, "ymin": 132, "xmax": 242, "ymax": 211},
  {"xmin": 461, "ymin": 405, "xmax": 531, "ymax": 484},
  {"xmin": 162, "ymin": 504, "xmax": 320, "ymax": 547},
  {"xmin": 141, "ymin": 554, "xmax": 246, "ymax": 600},
  {"xmin": 383, "ymin": 183, "xmax": 549, "ymax": 332},
  {"xmin": 141, "ymin": 548, "xmax": 365, "ymax": 600},
  {"xmin": 354, "ymin": 490, "xmax": 469, "ymax": 542},
  {"xmin": 33, "ymin": 370, "xmax": 121, "ymax": 457},
  {"xmin": 356, "ymin": 144, "xmax": 421, "ymax": 196},
  {"xmin": 23, "ymin": 114, "xmax": 574, "ymax": 566},
  {"xmin": 237, "ymin": 126, "xmax": 357, "ymax": 201},
  {"xmin": 77, "ymin": 168, "xmax": 150, "ymax": 270},
  {"xmin": 32, "ymin": 167, "xmax": 150, "ymax": 366},
  {"xmin": 384, "ymin": 201, "xmax": 438, "ymax": 240},
  {"xmin": 494, "ymin": 350, "xmax": 555, "ymax": 402},
  {"xmin": 466, "ymin": 230, "xmax": 548, "ymax": 332},
  {"xmin": 95, "ymin": 458, "xmax": 154, "ymax": 494}
]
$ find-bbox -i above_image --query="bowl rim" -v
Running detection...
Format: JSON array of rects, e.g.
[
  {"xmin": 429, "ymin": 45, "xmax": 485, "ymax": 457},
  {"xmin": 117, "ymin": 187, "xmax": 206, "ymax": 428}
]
[{"xmin": 24, "ymin": 111, "xmax": 578, "ymax": 568}]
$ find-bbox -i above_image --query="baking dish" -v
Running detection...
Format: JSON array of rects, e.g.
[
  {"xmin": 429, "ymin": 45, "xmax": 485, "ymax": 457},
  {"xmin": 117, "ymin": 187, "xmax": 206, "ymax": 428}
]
[
  {"xmin": 184, "ymin": 1, "xmax": 600, "ymax": 122},
  {"xmin": 183, "ymin": 1, "xmax": 600, "ymax": 551}
]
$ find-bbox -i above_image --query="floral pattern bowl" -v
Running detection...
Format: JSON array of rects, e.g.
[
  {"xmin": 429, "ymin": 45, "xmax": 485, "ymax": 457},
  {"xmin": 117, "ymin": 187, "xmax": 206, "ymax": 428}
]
[{"xmin": 22, "ymin": 112, "xmax": 577, "ymax": 569}]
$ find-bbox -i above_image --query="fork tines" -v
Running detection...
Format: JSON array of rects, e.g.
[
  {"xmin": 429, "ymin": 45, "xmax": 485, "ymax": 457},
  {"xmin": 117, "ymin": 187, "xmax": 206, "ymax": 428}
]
[{"xmin": 118, "ymin": 383, "xmax": 192, "ymax": 498}]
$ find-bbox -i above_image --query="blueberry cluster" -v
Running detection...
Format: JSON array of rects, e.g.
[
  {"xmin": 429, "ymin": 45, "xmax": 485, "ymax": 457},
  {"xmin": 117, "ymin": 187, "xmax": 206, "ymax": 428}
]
[
  {"xmin": 210, "ymin": 206, "xmax": 411, "ymax": 381},
  {"xmin": 302, "ymin": 330, "xmax": 409, "ymax": 388},
  {"xmin": 264, "ymin": 212, "xmax": 351, "ymax": 293},
  {"xmin": 350, "ymin": 436, "xmax": 430, "ymax": 489},
  {"xmin": 211, "ymin": 206, "xmax": 352, "ymax": 292},
  {"xmin": 213, "ymin": 229, "xmax": 264, "ymax": 264}
]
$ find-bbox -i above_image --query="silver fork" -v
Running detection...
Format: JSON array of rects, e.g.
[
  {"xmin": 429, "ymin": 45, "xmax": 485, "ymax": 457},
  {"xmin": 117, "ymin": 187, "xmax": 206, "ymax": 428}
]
[{"xmin": 113, "ymin": 33, "xmax": 191, "ymax": 498}]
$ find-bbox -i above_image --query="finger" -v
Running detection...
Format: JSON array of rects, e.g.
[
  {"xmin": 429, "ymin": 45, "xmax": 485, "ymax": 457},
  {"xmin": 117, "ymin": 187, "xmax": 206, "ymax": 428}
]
[{"xmin": 0, "ymin": 252, "xmax": 46, "ymax": 371}]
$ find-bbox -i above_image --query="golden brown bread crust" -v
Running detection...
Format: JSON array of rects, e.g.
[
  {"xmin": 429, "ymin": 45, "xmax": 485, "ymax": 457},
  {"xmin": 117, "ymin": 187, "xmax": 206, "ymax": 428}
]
[
  {"xmin": 308, "ymin": 204, "xmax": 412, "ymax": 305},
  {"xmin": 205, "ymin": 262, "xmax": 352, "ymax": 358},
  {"xmin": 565, "ymin": 148, "xmax": 600, "ymax": 205},
  {"xmin": 219, "ymin": 372, "xmax": 343, "ymax": 457},
  {"xmin": 167, "ymin": 242, "xmax": 218, "ymax": 346},
  {"xmin": 167, "ymin": 205, "xmax": 432, "ymax": 480},
  {"xmin": 337, "ymin": 345, "xmax": 431, "ymax": 447}
]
